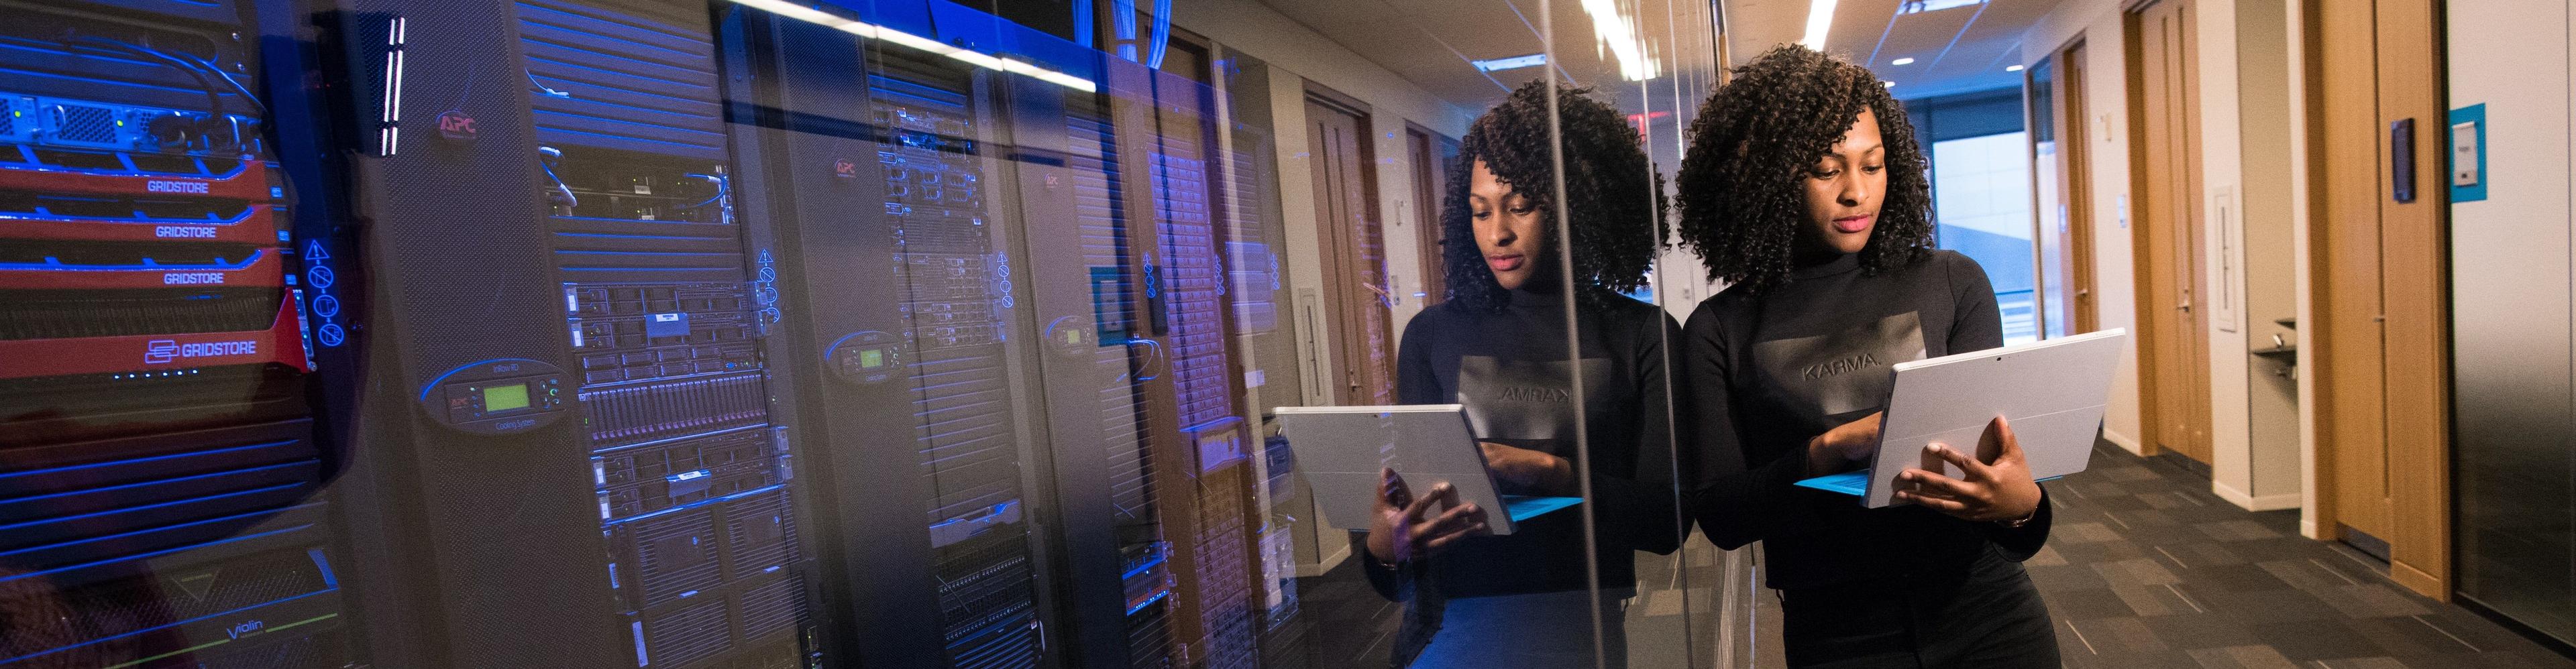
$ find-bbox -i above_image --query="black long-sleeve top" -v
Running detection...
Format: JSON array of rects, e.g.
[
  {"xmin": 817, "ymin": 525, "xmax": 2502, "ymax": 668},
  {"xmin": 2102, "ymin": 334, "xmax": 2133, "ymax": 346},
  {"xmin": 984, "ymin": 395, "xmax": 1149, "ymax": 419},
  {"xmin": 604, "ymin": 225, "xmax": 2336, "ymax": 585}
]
[
  {"xmin": 1682, "ymin": 250, "xmax": 2052, "ymax": 591},
  {"xmin": 1363, "ymin": 285, "xmax": 1687, "ymax": 599}
]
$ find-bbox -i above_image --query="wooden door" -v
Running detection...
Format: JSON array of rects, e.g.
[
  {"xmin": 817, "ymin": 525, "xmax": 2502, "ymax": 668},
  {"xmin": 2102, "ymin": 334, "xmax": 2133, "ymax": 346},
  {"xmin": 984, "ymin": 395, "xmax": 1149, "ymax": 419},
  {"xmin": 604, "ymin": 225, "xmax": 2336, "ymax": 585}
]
[
  {"xmin": 2058, "ymin": 42, "xmax": 2100, "ymax": 334},
  {"xmin": 1304, "ymin": 94, "xmax": 1394, "ymax": 406},
  {"xmin": 2129, "ymin": 0, "xmax": 2212, "ymax": 464},
  {"xmin": 2309, "ymin": 0, "xmax": 2449, "ymax": 594},
  {"xmin": 2314, "ymin": 0, "xmax": 2392, "ymax": 540},
  {"xmin": 2369, "ymin": 0, "xmax": 2451, "ymax": 597}
]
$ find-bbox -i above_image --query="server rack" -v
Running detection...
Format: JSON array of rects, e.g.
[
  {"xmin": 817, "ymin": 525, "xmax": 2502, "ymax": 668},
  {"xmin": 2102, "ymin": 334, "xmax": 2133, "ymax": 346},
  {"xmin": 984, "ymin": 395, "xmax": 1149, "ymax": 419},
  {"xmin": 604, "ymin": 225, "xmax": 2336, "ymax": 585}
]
[
  {"xmin": 738, "ymin": 13, "xmax": 1065, "ymax": 669},
  {"xmin": 1016, "ymin": 44, "xmax": 1267, "ymax": 669},
  {"xmin": 1113, "ymin": 58, "xmax": 1263, "ymax": 669},
  {"xmin": 1004, "ymin": 75, "xmax": 1183, "ymax": 669},
  {"xmin": 0, "ymin": 0, "xmax": 351, "ymax": 666},
  {"xmin": 738, "ymin": 3, "xmax": 1283, "ymax": 666},
  {"xmin": 517, "ymin": 1, "xmax": 818, "ymax": 666},
  {"xmin": 324, "ymin": 0, "xmax": 820, "ymax": 666}
]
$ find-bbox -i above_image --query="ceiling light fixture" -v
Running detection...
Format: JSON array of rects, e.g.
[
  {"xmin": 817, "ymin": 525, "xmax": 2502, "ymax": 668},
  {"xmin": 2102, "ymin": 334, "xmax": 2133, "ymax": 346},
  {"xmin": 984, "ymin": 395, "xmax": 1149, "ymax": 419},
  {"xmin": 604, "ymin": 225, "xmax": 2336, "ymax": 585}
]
[
  {"xmin": 725, "ymin": 0, "xmax": 1097, "ymax": 93},
  {"xmin": 1801, "ymin": 0, "xmax": 1837, "ymax": 51},
  {"xmin": 1898, "ymin": 0, "xmax": 1985, "ymax": 15},
  {"xmin": 2004, "ymin": 64, "xmax": 2025, "ymax": 72},
  {"xmin": 1891, "ymin": 57, "xmax": 1915, "ymax": 66},
  {"xmin": 1580, "ymin": 0, "xmax": 1659, "ymax": 80},
  {"xmin": 1883, "ymin": 80, "xmax": 1895, "ymax": 88},
  {"xmin": 1472, "ymin": 54, "xmax": 1550, "ymax": 72}
]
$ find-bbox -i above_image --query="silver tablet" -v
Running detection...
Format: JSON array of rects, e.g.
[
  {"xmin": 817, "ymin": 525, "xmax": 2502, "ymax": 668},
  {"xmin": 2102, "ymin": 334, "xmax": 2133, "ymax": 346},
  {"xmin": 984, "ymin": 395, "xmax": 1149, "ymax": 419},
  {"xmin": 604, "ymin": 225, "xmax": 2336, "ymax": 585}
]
[
  {"xmin": 1276, "ymin": 404, "xmax": 1581, "ymax": 536},
  {"xmin": 1796, "ymin": 328, "xmax": 2129, "ymax": 508}
]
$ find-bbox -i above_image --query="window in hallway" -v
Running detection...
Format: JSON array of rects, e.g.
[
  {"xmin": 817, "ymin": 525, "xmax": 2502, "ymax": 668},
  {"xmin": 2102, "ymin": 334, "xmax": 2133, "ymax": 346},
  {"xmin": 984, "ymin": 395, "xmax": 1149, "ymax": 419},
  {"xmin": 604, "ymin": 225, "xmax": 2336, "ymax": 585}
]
[{"xmin": 1930, "ymin": 131, "xmax": 2039, "ymax": 345}]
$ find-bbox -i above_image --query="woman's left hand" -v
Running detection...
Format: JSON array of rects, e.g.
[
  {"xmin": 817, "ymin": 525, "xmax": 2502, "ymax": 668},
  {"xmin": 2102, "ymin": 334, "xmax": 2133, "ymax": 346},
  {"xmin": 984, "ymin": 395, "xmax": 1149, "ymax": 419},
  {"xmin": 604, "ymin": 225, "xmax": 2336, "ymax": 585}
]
[
  {"xmin": 1894, "ymin": 416, "xmax": 2043, "ymax": 523},
  {"xmin": 1480, "ymin": 442, "xmax": 1575, "ymax": 497}
]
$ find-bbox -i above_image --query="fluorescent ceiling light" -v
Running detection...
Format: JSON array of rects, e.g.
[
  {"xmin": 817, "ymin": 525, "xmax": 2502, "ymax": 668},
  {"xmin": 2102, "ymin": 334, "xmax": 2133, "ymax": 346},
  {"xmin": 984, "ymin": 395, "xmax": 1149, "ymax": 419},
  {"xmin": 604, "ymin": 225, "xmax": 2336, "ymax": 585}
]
[
  {"xmin": 2004, "ymin": 64, "xmax": 2025, "ymax": 72},
  {"xmin": 1472, "ymin": 54, "xmax": 1549, "ymax": 72},
  {"xmin": 1800, "ymin": 0, "xmax": 1837, "ymax": 51},
  {"xmin": 1898, "ymin": 0, "xmax": 1984, "ymax": 14},
  {"xmin": 1890, "ymin": 57, "xmax": 1915, "ymax": 66},
  {"xmin": 1580, "ymin": 0, "xmax": 1659, "ymax": 80},
  {"xmin": 725, "ymin": 0, "xmax": 1096, "ymax": 93},
  {"xmin": 1882, "ymin": 80, "xmax": 1894, "ymax": 88}
]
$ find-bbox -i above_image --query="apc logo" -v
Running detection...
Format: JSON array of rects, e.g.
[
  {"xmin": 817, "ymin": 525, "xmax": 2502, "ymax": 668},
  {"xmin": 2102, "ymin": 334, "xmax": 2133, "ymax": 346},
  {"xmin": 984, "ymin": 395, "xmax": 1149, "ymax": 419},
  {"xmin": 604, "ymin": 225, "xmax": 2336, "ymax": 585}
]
[
  {"xmin": 146, "ymin": 340, "xmax": 179, "ymax": 364},
  {"xmin": 437, "ymin": 111, "xmax": 478, "ymax": 141}
]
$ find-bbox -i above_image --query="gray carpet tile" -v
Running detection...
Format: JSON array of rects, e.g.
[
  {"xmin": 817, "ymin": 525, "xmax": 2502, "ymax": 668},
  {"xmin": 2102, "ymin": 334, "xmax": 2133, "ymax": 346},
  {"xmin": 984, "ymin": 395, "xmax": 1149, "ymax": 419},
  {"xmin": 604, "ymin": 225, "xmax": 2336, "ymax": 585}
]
[{"xmin": 1280, "ymin": 441, "xmax": 2576, "ymax": 668}]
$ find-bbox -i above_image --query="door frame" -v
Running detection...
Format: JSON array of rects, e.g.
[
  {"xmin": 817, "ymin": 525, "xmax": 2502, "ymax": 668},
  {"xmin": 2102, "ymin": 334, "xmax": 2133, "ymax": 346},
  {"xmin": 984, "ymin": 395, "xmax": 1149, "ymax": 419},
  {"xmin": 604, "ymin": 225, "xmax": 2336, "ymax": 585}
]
[
  {"xmin": 1405, "ymin": 123, "xmax": 1452, "ymax": 308},
  {"xmin": 2056, "ymin": 40, "xmax": 2102, "ymax": 334}
]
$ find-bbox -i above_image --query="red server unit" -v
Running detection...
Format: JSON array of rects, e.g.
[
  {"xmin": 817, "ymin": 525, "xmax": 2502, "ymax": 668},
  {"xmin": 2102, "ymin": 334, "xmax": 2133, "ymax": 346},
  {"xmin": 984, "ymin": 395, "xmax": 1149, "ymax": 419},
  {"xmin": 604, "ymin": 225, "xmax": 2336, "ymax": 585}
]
[{"xmin": 0, "ymin": 0, "xmax": 346, "ymax": 667}]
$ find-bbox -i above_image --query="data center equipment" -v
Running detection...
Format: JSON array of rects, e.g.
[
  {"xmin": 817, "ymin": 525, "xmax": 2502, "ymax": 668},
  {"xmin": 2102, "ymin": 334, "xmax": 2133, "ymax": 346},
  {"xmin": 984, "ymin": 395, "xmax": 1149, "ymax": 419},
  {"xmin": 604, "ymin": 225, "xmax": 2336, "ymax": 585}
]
[
  {"xmin": 0, "ymin": 0, "xmax": 1322, "ymax": 666},
  {"xmin": 530, "ymin": 0, "xmax": 818, "ymax": 666},
  {"xmin": 743, "ymin": 17, "xmax": 1067, "ymax": 665},
  {"xmin": 323, "ymin": 0, "xmax": 822, "ymax": 666},
  {"xmin": 0, "ymin": 0, "xmax": 351, "ymax": 666},
  {"xmin": 985, "ymin": 34, "xmax": 1273, "ymax": 669},
  {"xmin": 733, "ymin": 7, "xmax": 1285, "ymax": 666}
]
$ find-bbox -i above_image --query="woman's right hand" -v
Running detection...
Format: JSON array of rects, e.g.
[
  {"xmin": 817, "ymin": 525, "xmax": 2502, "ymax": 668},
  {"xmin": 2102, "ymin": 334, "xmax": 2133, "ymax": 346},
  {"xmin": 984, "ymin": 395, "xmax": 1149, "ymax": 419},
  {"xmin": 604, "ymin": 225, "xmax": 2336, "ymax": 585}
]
[
  {"xmin": 1806, "ymin": 412, "xmax": 1885, "ymax": 475},
  {"xmin": 1364, "ymin": 467, "xmax": 1491, "ymax": 565}
]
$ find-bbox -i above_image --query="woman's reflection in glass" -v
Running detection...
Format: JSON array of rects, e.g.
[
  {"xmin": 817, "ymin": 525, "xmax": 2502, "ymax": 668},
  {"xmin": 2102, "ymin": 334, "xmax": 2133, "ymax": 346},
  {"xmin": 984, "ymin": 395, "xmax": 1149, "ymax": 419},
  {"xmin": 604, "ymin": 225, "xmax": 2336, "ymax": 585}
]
[{"xmin": 1360, "ymin": 80, "xmax": 1681, "ymax": 669}]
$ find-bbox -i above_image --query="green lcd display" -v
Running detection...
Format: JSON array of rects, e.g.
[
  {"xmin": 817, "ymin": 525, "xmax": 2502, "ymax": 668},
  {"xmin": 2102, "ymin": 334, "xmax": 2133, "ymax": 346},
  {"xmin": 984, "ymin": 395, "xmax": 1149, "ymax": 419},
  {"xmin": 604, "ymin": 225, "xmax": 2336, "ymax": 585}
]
[
  {"xmin": 860, "ymin": 349, "xmax": 885, "ymax": 369},
  {"xmin": 483, "ymin": 383, "xmax": 531, "ymax": 412}
]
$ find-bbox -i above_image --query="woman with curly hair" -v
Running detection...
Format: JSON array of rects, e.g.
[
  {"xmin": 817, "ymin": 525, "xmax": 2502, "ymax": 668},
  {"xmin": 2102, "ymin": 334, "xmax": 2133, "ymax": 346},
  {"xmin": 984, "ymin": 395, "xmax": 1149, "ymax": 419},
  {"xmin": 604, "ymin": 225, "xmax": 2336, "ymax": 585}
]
[
  {"xmin": 1358, "ymin": 79, "xmax": 1682, "ymax": 668},
  {"xmin": 1674, "ymin": 46, "xmax": 2059, "ymax": 668}
]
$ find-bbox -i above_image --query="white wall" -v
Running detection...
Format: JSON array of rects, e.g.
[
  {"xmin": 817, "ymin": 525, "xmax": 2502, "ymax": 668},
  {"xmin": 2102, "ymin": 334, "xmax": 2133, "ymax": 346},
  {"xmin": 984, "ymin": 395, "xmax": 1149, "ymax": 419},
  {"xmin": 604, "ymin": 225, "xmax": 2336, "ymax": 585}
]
[
  {"xmin": 2284, "ymin": 0, "xmax": 2321, "ymax": 537},
  {"xmin": 2233, "ymin": 0, "xmax": 2302, "ymax": 511},
  {"xmin": 2023, "ymin": 0, "xmax": 2143, "ymax": 454},
  {"xmin": 2189, "ymin": 0, "xmax": 2257, "ymax": 511}
]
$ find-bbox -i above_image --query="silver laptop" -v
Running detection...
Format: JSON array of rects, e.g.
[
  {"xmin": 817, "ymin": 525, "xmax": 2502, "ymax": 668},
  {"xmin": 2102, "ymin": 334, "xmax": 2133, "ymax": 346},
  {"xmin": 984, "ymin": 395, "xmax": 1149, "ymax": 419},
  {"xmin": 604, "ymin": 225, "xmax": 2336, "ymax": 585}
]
[
  {"xmin": 1794, "ymin": 328, "xmax": 2129, "ymax": 508},
  {"xmin": 1275, "ymin": 404, "xmax": 1582, "ymax": 535}
]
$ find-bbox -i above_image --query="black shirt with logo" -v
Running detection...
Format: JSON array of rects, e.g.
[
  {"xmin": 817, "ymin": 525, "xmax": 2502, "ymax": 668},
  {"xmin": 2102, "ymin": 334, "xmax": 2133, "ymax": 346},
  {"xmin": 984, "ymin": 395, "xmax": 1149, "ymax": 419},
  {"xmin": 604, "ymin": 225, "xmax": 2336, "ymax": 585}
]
[
  {"xmin": 1682, "ymin": 249, "xmax": 2053, "ymax": 591},
  {"xmin": 1364, "ymin": 284, "xmax": 1686, "ymax": 599}
]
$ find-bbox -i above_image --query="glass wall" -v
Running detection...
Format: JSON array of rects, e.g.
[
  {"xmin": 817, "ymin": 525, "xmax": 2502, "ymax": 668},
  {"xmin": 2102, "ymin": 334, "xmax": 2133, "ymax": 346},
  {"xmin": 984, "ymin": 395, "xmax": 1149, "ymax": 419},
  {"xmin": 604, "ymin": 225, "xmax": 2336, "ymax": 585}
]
[{"xmin": 0, "ymin": 0, "xmax": 1735, "ymax": 668}]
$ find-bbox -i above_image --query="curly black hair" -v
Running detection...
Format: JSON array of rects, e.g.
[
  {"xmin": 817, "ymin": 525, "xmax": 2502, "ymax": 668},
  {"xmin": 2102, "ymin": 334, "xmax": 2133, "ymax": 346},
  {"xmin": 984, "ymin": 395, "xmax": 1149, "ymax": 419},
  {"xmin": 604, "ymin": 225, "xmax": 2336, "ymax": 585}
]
[
  {"xmin": 1441, "ymin": 80, "xmax": 1665, "ymax": 312},
  {"xmin": 1673, "ymin": 45, "xmax": 1935, "ymax": 295}
]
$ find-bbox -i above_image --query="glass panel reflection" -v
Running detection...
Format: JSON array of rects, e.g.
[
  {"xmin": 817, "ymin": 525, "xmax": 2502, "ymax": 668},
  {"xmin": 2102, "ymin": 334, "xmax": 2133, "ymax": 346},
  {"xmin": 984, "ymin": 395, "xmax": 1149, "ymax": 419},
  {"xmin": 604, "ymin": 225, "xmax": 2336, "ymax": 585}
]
[{"xmin": 0, "ymin": 0, "xmax": 1729, "ymax": 667}]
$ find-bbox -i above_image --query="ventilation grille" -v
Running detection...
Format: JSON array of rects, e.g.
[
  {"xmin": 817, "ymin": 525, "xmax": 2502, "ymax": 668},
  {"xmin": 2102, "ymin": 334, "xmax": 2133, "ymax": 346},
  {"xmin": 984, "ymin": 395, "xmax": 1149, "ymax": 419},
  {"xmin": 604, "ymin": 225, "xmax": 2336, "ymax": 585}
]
[
  {"xmin": 49, "ymin": 103, "xmax": 116, "ymax": 144},
  {"xmin": 514, "ymin": 0, "xmax": 726, "ymax": 159}
]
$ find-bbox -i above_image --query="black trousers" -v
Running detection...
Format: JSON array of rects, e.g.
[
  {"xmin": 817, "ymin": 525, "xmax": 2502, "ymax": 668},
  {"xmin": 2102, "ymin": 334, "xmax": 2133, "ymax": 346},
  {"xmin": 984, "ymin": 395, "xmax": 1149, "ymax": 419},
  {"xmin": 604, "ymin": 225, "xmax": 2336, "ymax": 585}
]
[{"xmin": 1778, "ymin": 547, "xmax": 2061, "ymax": 669}]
